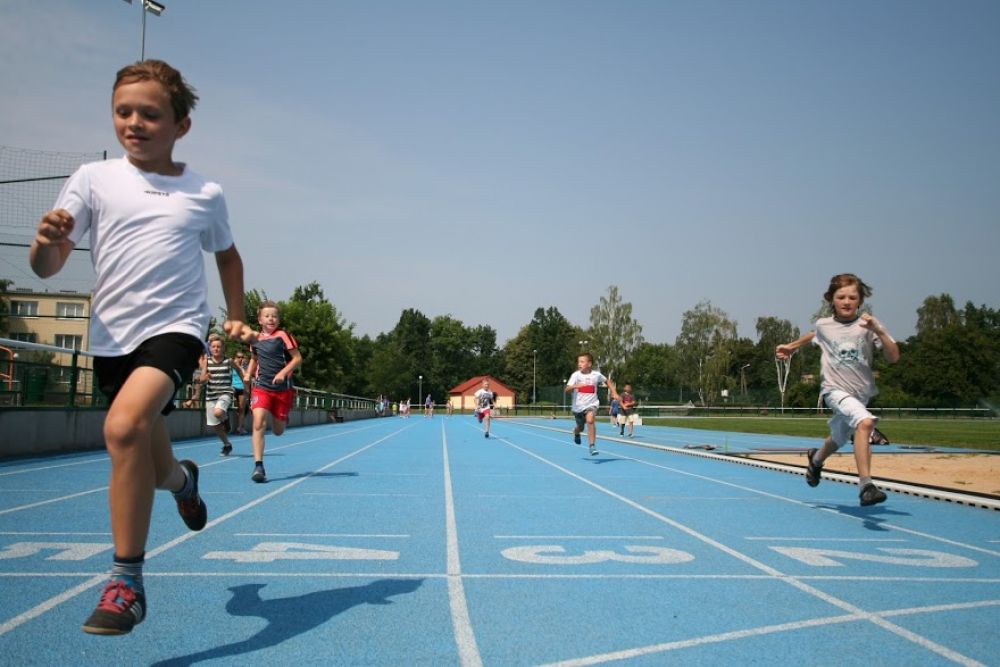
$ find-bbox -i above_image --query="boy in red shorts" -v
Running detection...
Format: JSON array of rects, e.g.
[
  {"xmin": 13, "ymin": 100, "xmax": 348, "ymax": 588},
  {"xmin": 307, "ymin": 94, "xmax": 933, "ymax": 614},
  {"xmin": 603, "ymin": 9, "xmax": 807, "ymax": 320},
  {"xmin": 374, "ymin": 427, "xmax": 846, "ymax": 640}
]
[{"xmin": 245, "ymin": 300, "xmax": 302, "ymax": 482}]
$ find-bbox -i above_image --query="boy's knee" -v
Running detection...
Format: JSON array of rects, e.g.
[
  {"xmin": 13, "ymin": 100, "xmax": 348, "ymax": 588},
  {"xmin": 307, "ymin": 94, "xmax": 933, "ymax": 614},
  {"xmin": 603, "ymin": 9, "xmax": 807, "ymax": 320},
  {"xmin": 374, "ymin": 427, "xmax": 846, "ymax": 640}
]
[
  {"xmin": 857, "ymin": 417, "xmax": 876, "ymax": 432},
  {"xmin": 273, "ymin": 421, "xmax": 286, "ymax": 436},
  {"xmin": 104, "ymin": 414, "xmax": 149, "ymax": 449}
]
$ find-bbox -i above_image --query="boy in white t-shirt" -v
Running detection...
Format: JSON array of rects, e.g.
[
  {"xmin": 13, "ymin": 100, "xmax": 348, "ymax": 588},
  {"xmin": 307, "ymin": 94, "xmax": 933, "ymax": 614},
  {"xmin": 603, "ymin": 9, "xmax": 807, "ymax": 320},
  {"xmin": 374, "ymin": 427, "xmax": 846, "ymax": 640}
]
[
  {"xmin": 473, "ymin": 379, "xmax": 494, "ymax": 438},
  {"xmin": 30, "ymin": 60, "xmax": 255, "ymax": 635},
  {"xmin": 777, "ymin": 273, "xmax": 899, "ymax": 507},
  {"xmin": 565, "ymin": 352, "xmax": 620, "ymax": 456}
]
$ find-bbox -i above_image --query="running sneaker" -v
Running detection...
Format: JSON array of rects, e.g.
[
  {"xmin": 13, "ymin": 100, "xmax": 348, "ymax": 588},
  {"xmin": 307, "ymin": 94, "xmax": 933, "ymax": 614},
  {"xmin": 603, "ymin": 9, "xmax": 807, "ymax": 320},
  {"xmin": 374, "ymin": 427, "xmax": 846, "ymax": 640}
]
[
  {"xmin": 869, "ymin": 427, "xmax": 890, "ymax": 446},
  {"xmin": 573, "ymin": 432, "xmax": 582, "ymax": 445},
  {"xmin": 174, "ymin": 460, "xmax": 207, "ymax": 531},
  {"xmin": 589, "ymin": 445, "xmax": 598, "ymax": 456},
  {"xmin": 859, "ymin": 483, "xmax": 887, "ymax": 506},
  {"xmin": 804, "ymin": 448, "xmax": 823, "ymax": 487},
  {"xmin": 484, "ymin": 432, "xmax": 489, "ymax": 439},
  {"xmin": 251, "ymin": 464, "xmax": 266, "ymax": 483},
  {"xmin": 220, "ymin": 444, "xmax": 232, "ymax": 457},
  {"xmin": 81, "ymin": 578, "xmax": 146, "ymax": 635}
]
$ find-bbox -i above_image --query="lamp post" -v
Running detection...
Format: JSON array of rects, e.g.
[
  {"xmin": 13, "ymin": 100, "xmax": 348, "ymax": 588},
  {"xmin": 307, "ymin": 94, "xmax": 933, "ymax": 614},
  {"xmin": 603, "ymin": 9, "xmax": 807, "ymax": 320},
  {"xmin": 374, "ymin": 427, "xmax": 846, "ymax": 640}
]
[
  {"xmin": 418, "ymin": 375, "xmax": 423, "ymax": 403},
  {"xmin": 562, "ymin": 378, "xmax": 567, "ymax": 414},
  {"xmin": 740, "ymin": 363, "xmax": 751, "ymax": 399},
  {"xmin": 532, "ymin": 349, "xmax": 537, "ymax": 406},
  {"xmin": 123, "ymin": 0, "xmax": 165, "ymax": 61}
]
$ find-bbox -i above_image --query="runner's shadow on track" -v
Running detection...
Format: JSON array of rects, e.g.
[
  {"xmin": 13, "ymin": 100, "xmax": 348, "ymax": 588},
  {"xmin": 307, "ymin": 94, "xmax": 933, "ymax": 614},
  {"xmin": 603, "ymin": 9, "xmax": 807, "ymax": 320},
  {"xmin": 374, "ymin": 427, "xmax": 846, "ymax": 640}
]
[
  {"xmin": 817, "ymin": 503, "xmax": 912, "ymax": 532},
  {"xmin": 149, "ymin": 578, "xmax": 423, "ymax": 667},
  {"xmin": 584, "ymin": 456, "xmax": 620, "ymax": 464}
]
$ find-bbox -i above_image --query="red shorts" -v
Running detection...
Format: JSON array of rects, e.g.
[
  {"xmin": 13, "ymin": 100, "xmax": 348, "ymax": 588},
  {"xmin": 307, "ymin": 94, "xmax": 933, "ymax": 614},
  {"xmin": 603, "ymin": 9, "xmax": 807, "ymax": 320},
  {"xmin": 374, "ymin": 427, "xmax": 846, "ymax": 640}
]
[{"xmin": 251, "ymin": 387, "xmax": 295, "ymax": 422}]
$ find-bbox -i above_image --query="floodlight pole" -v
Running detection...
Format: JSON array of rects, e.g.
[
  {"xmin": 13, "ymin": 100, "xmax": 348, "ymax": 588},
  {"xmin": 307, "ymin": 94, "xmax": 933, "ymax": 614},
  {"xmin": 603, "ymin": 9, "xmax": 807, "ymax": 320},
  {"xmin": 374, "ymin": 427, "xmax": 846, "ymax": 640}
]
[
  {"xmin": 532, "ymin": 349, "xmax": 537, "ymax": 405},
  {"xmin": 124, "ymin": 0, "xmax": 165, "ymax": 61}
]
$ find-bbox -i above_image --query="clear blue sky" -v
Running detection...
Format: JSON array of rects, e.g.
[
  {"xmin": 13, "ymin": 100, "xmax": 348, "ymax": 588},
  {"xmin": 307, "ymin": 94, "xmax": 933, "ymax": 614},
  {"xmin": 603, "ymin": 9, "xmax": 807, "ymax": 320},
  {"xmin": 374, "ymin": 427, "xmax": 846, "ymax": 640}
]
[{"xmin": 2, "ymin": 1, "xmax": 998, "ymax": 345}]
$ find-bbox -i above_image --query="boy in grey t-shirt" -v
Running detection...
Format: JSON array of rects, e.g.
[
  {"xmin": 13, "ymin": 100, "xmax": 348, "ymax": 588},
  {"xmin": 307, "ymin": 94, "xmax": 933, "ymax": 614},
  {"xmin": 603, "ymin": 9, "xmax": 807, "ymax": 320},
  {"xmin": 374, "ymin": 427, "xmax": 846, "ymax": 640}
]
[{"xmin": 777, "ymin": 273, "xmax": 900, "ymax": 506}]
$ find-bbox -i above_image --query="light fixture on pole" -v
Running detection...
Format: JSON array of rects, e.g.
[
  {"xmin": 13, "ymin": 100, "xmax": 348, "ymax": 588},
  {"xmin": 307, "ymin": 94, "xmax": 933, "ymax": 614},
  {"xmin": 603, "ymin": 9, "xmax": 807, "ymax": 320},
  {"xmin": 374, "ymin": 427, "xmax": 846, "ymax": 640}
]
[
  {"xmin": 418, "ymin": 375, "xmax": 423, "ymax": 402},
  {"xmin": 123, "ymin": 0, "xmax": 166, "ymax": 61},
  {"xmin": 740, "ymin": 363, "xmax": 751, "ymax": 397},
  {"xmin": 532, "ymin": 349, "xmax": 537, "ymax": 405}
]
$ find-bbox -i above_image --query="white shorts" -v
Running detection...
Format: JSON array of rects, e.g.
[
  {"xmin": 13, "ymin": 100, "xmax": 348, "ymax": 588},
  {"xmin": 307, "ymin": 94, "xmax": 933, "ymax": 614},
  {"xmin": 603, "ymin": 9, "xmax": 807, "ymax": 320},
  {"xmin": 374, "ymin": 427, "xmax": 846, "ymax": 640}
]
[
  {"xmin": 206, "ymin": 394, "xmax": 233, "ymax": 425},
  {"xmin": 824, "ymin": 390, "xmax": 878, "ymax": 448}
]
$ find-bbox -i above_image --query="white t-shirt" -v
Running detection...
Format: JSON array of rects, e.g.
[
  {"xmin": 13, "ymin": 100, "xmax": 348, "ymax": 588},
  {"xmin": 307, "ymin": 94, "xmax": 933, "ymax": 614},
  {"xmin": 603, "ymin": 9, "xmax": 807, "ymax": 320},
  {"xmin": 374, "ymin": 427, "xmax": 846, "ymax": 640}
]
[
  {"xmin": 568, "ymin": 370, "xmax": 607, "ymax": 413},
  {"xmin": 474, "ymin": 388, "xmax": 493, "ymax": 411},
  {"xmin": 60, "ymin": 158, "xmax": 233, "ymax": 356},
  {"xmin": 813, "ymin": 316, "xmax": 882, "ymax": 404}
]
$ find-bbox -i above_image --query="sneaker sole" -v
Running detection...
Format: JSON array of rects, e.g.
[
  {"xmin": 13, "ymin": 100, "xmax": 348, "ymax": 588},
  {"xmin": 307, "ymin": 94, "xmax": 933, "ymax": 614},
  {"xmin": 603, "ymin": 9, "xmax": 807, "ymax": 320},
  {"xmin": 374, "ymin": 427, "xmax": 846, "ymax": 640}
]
[
  {"xmin": 805, "ymin": 448, "xmax": 822, "ymax": 487},
  {"xmin": 177, "ymin": 460, "xmax": 207, "ymax": 531},
  {"xmin": 860, "ymin": 490, "xmax": 888, "ymax": 506}
]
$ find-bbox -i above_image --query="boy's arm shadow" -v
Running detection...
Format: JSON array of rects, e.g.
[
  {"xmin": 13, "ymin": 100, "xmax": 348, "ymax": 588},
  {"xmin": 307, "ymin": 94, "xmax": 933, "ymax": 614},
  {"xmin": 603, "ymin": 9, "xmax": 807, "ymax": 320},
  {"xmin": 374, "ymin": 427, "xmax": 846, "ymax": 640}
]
[{"xmin": 151, "ymin": 578, "xmax": 423, "ymax": 667}]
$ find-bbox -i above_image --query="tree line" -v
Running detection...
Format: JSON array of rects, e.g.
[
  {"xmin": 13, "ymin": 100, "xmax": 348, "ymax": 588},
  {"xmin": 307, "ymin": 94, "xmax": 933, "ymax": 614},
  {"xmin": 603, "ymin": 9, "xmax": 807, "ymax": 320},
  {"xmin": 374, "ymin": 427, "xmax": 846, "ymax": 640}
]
[
  {"xmin": 2, "ymin": 279, "xmax": 996, "ymax": 408},
  {"xmin": 220, "ymin": 283, "xmax": 999, "ymax": 409}
]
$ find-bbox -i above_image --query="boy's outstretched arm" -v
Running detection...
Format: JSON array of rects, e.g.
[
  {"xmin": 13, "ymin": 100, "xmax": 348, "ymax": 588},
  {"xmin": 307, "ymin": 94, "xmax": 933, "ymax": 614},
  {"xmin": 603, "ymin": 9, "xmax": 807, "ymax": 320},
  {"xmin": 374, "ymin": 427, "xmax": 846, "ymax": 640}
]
[
  {"xmin": 606, "ymin": 378, "xmax": 620, "ymax": 402},
  {"xmin": 30, "ymin": 209, "xmax": 76, "ymax": 278},
  {"xmin": 776, "ymin": 331, "xmax": 815, "ymax": 359},
  {"xmin": 860, "ymin": 314, "xmax": 900, "ymax": 364},
  {"xmin": 215, "ymin": 245, "xmax": 256, "ymax": 343}
]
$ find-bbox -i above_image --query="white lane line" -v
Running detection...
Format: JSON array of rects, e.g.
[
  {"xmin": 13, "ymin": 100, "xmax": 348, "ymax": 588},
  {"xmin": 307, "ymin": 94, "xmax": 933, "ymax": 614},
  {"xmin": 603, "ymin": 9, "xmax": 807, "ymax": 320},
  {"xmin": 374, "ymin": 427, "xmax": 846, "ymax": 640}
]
[
  {"xmin": 541, "ymin": 599, "xmax": 1000, "ymax": 667},
  {"xmin": 0, "ymin": 423, "xmax": 380, "ymax": 517},
  {"xmin": 441, "ymin": 420, "xmax": 483, "ymax": 667},
  {"xmin": 745, "ymin": 537, "xmax": 908, "ymax": 542},
  {"xmin": 0, "ymin": 424, "xmax": 412, "ymax": 638},
  {"xmin": 498, "ymin": 435, "xmax": 988, "ymax": 667},
  {"xmin": 0, "ymin": 531, "xmax": 112, "ymax": 536},
  {"xmin": 0, "ymin": 486, "xmax": 107, "ymax": 516},
  {"xmin": 234, "ymin": 533, "xmax": 410, "ymax": 538},
  {"xmin": 0, "ymin": 574, "xmax": 106, "ymax": 637},
  {"xmin": 494, "ymin": 535, "xmax": 664, "ymax": 540},
  {"xmin": 515, "ymin": 426, "xmax": 1000, "ymax": 560},
  {"xmin": 3, "ymin": 571, "xmax": 999, "ymax": 584}
]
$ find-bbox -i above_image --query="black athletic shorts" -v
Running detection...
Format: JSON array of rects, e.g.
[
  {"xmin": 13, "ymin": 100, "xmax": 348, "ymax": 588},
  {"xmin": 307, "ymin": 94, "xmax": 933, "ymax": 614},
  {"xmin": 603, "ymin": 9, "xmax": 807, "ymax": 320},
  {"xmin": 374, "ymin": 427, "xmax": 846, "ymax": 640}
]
[
  {"xmin": 94, "ymin": 332, "xmax": 205, "ymax": 416},
  {"xmin": 573, "ymin": 407, "xmax": 596, "ymax": 430}
]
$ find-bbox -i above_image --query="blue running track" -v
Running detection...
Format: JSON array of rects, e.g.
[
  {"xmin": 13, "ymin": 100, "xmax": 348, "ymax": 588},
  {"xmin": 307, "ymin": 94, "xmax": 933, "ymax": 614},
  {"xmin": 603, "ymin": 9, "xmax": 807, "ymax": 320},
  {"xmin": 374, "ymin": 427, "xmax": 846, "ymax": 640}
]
[{"xmin": 0, "ymin": 416, "xmax": 997, "ymax": 666}]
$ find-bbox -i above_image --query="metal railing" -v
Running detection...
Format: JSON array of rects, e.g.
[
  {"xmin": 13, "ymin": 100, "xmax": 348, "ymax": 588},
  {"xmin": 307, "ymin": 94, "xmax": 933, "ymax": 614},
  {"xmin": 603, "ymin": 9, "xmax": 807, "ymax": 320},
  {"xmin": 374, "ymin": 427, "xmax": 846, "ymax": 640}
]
[{"xmin": 0, "ymin": 337, "xmax": 377, "ymax": 412}]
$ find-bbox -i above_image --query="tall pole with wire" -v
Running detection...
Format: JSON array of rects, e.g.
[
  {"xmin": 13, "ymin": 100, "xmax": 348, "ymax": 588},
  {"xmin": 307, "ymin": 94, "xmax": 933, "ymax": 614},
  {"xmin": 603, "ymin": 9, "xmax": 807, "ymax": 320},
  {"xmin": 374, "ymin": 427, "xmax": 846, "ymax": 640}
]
[
  {"xmin": 124, "ymin": 0, "xmax": 165, "ymax": 61},
  {"xmin": 532, "ymin": 349, "xmax": 537, "ymax": 406}
]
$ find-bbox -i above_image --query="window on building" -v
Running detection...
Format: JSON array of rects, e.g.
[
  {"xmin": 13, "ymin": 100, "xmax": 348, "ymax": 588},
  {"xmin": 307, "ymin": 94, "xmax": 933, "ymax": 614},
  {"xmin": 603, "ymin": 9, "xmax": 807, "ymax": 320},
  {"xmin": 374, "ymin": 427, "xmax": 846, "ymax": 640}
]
[
  {"xmin": 10, "ymin": 300, "xmax": 39, "ymax": 317},
  {"xmin": 54, "ymin": 334, "xmax": 83, "ymax": 350},
  {"xmin": 56, "ymin": 302, "xmax": 86, "ymax": 319},
  {"xmin": 9, "ymin": 332, "xmax": 38, "ymax": 343}
]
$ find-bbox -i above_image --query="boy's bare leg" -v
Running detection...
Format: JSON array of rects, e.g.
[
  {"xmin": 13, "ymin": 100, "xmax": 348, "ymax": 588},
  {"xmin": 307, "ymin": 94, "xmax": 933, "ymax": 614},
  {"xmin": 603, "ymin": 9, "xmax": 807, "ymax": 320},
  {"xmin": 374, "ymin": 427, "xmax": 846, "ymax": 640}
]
[
  {"xmin": 103, "ymin": 367, "xmax": 176, "ymax": 559},
  {"xmin": 272, "ymin": 419, "xmax": 287, "ymax": 436},
  {"xmin": 251, "ymin": 407, "xmax": 269, "ymax": 460},
  {"xmin": 853, "ymin": 418, "xmax": 876, "ymax": 479},
  {"xmin": 587, "ymin": 412, "xmax": 596, "ymax": 444}
]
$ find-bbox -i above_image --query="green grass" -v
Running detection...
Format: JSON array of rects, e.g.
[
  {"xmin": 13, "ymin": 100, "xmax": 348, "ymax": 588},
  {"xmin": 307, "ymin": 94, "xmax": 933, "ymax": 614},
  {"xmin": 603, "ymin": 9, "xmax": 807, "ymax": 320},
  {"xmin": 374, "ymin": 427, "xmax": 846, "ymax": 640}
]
[{"xmin": 644, "ymin": 417, "xmax": 1000, "ymax": 451}]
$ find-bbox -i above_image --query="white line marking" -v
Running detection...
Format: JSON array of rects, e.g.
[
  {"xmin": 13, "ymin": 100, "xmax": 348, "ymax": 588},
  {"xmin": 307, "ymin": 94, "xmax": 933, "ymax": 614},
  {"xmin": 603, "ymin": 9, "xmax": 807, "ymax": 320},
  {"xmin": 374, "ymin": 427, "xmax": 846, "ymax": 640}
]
[
  {"xmin": 441, "ymin": 420, "xmax": 483, "ymax": 667},
  {"xmin": 0, "ymin": 423, "xmax": 382, "ymax": 517},
  {"xmin": 235, "ymin": 533, "xmax": 410, "ymax": 538},
  {"xmin": 0, "ymin": 574, "xmax": 106, "ymax": 636},
  {"xmin": 494, "ymin": 535, "xmax": 664, "ymax": 540},
  {"xmin": 746, "ymin": 537, "xmax": 908, "ymax": 542},
  {"xmin": 0, "ymin": 532, "xmax": 112, "ymax": 536},
  {"xmin": 302, "ymin": 492, "xmax": 425, "ymax": 497},
  {"xmin": 496, "ymin": 435, "xmax": 988, "ymax": 667},
  {"xmin": 541, "ymin": 599, "xmax": 1000, "ymax": 666},
  {"xmin": 2, "ymin": 571, "xmax": 999, "ymax": 584},
  {"xmin": 0, "ymin": 424, "xmax": 411, "ymax": 638},
  {"xmin": 0, "ymin": 487, "xmax": 107, "ymax": 516}
]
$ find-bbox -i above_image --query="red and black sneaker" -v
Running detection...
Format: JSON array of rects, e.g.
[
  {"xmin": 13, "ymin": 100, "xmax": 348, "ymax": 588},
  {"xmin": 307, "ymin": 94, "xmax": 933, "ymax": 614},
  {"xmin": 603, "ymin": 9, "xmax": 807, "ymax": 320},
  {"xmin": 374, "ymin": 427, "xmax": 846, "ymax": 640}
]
[
  {"xmin": 82, "ymin": 578, "xmax": 146, "ymax": 635},
  {"xmin": 174, "ymin": 460, "xmax": 207, "ymax": 531}
]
